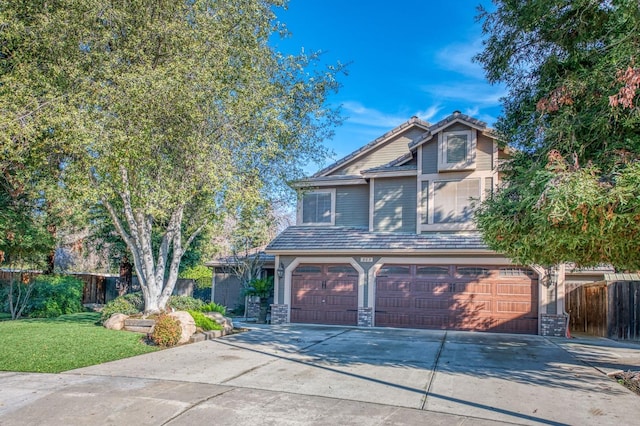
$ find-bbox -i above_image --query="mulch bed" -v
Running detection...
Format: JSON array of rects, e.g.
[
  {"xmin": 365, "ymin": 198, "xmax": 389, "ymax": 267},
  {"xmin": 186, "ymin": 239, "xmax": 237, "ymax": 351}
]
[{"xmin": 612, "ymin": 371, "xmax": 640, "ymax": 395}]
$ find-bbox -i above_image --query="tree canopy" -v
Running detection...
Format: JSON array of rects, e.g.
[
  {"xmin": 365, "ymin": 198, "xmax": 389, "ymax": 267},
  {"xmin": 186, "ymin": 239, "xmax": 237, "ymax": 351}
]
[
  {"xmin": 1, "ymin": 0, "xmax": 344, "ymax": 312},
  {"xmin": 475, "ymin": 0, "xmax": 640, "ymax": 269}
]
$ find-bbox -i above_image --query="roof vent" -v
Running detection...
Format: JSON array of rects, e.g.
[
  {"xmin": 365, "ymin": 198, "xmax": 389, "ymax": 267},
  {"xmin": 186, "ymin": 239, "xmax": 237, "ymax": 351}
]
[{"xmin": 452, "ymin": 110, "xmax": 461, "ymax": 115}]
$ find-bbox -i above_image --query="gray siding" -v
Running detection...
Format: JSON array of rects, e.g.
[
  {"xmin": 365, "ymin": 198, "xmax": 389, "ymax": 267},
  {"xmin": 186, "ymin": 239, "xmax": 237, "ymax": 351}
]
[
  {"xmin": 213, "ymin": 271, "xmax": 243, "ymax": 311},
  {"xmin": 332, "ymin": 128, "xmax": 424, "ymax": 175},
  {"xmin": 477, "ymin": 134, "xmax": 494, "ymax": 171},
  {"xmin": 373, "ymin": 177, "xmax": 417, "ymax": 233},
  {"xmin": 421, "ymin": 141, "xmax": 438, "ymax": 174},
  {"xmin": 335, "ymin": 185, "xmax": 369, "ymax": 227}
]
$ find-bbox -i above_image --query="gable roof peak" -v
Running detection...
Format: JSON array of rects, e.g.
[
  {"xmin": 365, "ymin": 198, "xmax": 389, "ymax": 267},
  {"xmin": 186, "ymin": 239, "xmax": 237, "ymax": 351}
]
[{"xmin": 312, "ymin": 115, "xmax": 430, "ymax": 178}]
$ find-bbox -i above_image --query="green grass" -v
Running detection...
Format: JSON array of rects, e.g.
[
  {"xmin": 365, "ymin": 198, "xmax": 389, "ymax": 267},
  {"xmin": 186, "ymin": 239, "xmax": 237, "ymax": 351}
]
[{"xmin": 0, "ymin": 312, "xmax": 159, "ymax": 373}]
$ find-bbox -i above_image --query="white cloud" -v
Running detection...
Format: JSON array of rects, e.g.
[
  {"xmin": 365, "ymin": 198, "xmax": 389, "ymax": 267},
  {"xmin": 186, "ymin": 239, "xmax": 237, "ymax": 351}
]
[
  {"xmin": 341, "ymin": 101, "xmax": 410, "ymax": 128},
  {"xmin": 414, "ymin": 105, "xmax": 442, "ymax": 122},
  {"xmin": 434, "ymin": 39, "xmax": 485, "ymax": 79},
  {"xmin": 421, "ymin": 82, "xmax": 506, "ymax": 107}
]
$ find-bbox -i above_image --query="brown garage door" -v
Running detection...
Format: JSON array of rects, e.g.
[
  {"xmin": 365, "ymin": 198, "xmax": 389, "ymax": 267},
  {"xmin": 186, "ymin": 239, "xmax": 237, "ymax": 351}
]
[
  {"xmin": 375, "ymin": 265, "xmax": 538, "ymax": 334},
  {"xmin": 291, "ymin": 264, "xmax": 358, "ymax": 325}
]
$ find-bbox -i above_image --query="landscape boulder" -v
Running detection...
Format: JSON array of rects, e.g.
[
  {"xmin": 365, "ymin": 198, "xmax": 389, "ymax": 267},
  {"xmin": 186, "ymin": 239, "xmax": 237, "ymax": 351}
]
[
  {"xmin": 204, "ymin": 312, "xmax": 234, "ymax": 333},
  {"xmin": 169, "ymin": 311, "xmax": 197, "ymax": 344},
  {"xmin": 104, "ymin": 313, "xmax": 129, "ymax": 330}
]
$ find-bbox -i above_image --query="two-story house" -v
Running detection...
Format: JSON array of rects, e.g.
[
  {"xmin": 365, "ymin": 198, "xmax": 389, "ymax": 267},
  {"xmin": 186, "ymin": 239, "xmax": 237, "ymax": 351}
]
[{"xmin": 265, "ymin": 111, "xmax": 603, "ymax": 335}]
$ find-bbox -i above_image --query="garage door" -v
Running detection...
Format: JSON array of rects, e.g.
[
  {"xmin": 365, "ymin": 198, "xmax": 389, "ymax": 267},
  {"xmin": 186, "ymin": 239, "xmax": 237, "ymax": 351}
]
[
  {"xmin": 375, "ymin": 265, "xmax": 538, "ymax": 334},
  {"xmin": 291, "ymin": 264, "xmax": 358, "ymax": 325}
]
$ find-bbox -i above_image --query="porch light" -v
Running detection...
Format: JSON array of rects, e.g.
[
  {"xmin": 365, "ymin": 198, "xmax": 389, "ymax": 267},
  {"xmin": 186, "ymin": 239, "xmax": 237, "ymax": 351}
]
[{"xmin": 277, "ymin": 262, "xmax": 285, "ymax": 278}]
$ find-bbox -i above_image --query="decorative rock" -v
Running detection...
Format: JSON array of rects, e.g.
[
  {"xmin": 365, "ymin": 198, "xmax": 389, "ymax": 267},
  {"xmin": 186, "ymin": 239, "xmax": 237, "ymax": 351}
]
[
  {"xmin": 169, "ymin": 311, "xmax": 197, "ymax": 344},
  {"xmin": 104, "ymin": 313, "xmax": 129, "ymax": 330},
  {"xmin": 204, "ymin": 312, "xmax": 234, "ymax": 333}
]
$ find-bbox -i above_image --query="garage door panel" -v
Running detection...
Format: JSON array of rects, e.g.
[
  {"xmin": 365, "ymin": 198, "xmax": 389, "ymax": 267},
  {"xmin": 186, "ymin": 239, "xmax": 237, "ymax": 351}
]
[
  {"xmin": 496, "ymin": 301, "xmax": 533, "ymax": 314},
  {"xmin": 376, "ymin": 265, "xmax": 538, "ymax": 334},
  {"xmin": 413, "ymin": 281, "xmax": 451, "ymax": 293},
  {"xmin": 415, "ymin": 297, "xmax": 451, "ymax": 310},
  {"xmin": 377, "ymin": 279, "xmax": 411, "ymax": 292},
  {"xmin": 291, "ymin": 264, "xmax": 358, "ymax": 326},
  {"xmin": 377, "ymin": 297, "xmax": 411, "ymax": 308},
  {"xmin": 497, "ymin": 282, "xmax": 534, "ymax": 296}
]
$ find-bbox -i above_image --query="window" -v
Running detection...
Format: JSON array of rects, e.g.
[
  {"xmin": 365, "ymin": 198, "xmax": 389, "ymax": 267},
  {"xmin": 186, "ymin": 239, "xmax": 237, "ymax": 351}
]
[
  {"xmin": 456, "ymin": 267, "xmax": 491, "ymax": 278},
  {"xmin": 300, "ymin": 190, "xmax": 335, "ymax": 225},
  {"xmin": 433, "ymin": 179, "xmax": 480, "ymax": 223},
  {"xmin": 438, "ymin": 130, "xmax": 476, "ymax": 171}
]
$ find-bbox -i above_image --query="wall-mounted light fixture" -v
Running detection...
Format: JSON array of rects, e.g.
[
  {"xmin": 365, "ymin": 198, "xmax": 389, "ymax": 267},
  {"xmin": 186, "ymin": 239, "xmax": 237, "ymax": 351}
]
[{"xmin": 277, "ymin": 262, "xmax": 285, "ymax": 278}]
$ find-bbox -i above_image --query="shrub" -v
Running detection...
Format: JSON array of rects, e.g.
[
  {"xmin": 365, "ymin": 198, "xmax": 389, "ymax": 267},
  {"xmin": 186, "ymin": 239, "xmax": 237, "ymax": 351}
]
[
  {"xmin": 150, "ymin": 313, "xmax": 182, "ymax": 347},
  {"xmin": 245, "ymin": 277, "xmax": 273, "ymax": 299},
  {"xmin": 168, "ymin": 295, "xmax": 204, "ymax": 311},
  {"xmin": 179, "ymin": 265, "xmax": 212, "ymax": 290},
  {"xmin": 188, "ymin": 310, "xmax": 223, "ymax": 331},
  {"xmin": 28, "ymin": 275, "xmax": 84, "ymax": 318},
  {"xmin": 198, "ymin": 302, "xmax": 226, "ymax": 315},
  {"xmin": 100, "ymin": 292, "xmax": 144, "ymax": 323}
]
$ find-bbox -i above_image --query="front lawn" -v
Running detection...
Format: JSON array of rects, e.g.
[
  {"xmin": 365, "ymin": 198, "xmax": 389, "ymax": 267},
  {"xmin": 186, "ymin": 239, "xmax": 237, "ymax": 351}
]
[{"xmin": 0, "ymin": 312, "xmax": 159, "ymax": 373}]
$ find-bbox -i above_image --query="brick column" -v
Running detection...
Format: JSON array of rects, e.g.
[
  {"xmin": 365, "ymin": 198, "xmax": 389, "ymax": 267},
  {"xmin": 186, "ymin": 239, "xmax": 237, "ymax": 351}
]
[
  {"xmin": 358, "ymin": 307, "xmax": 373, "ymax": 327},
  {"xmin": 270, "ymin": 304, "xmax": 289, "ymax": 325},
  {"xmin": 540, "ymin": 313, "xmax": 568, "ymax": 337},
  {"xmin": 246, "ymin": 297, "xmax": 261, "ymax": 319}
]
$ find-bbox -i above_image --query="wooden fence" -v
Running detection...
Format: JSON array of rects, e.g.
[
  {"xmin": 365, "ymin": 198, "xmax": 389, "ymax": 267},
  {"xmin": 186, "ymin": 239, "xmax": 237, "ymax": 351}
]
[{"xmin": 566, "ymin": 280, "xmax": 640, "ymax": 340}]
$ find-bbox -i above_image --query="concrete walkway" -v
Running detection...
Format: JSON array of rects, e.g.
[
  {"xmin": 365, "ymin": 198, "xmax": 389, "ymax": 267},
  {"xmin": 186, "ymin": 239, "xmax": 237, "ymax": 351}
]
[{"xmin": 1, "ymin": 325, "xmax": 640, "ymax": 425}]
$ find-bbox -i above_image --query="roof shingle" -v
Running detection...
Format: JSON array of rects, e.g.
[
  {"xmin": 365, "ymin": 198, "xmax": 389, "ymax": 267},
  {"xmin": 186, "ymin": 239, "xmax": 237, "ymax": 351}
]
[{"xmin": 266, "ymin": 226, "xmax": 489, "ymax": 252}]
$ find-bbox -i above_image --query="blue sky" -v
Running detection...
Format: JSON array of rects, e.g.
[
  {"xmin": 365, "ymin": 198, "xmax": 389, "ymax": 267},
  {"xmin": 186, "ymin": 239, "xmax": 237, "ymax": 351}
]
[{"xmin": 271, "ymin": 1, "xmax": 504, "ymax": 166}]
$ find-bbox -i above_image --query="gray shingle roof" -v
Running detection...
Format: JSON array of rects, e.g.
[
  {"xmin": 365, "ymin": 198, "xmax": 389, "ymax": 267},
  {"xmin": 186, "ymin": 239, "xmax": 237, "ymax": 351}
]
[
  {"xmin": 312, "ymin": 116, "xmax": 430, "ymax": 178},
  {"xmin": 266, "ymin": 226, "xmax": 489, "ymax": 253},
  {"xmin": 408, "ymin": 112, "xmax": 489, "ymax": 149},
  {"xmin": 362, "ymin": 164, "xmax": 417, "ymax": 173}
]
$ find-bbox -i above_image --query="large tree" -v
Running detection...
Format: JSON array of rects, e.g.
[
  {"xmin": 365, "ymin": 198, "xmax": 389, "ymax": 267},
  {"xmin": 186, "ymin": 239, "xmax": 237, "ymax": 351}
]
[
  {"xmin": 2, "ymin": 0, "xmax": 343, "ymax": 313},
  {"xmin": 475, "ymin": 0, "xmax": 640, "ymax": 269}
]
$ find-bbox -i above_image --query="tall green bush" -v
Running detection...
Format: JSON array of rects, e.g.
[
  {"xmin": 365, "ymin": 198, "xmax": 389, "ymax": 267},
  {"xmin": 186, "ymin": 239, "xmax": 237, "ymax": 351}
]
[
  {"xmin": 28, "ymin": 275, "xmax": 84, "ymax": 318},
  {"xmin": 100, "ymin": 292, "xmax": 144, "ymax": 323},
  {"xmin": 168, "ymin": 295, "xmax": 204, "ymax": 311}
]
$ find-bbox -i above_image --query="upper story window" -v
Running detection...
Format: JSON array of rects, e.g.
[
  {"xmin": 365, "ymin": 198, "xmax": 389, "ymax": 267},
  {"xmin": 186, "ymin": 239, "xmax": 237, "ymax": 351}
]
[
  {"xmin": 299, "ymin": 189, "xmax": 335, "ymax": 225},
  {"xmin": 433, "ymin": 179, "xmax": 480, "ymax": 223},
  {"xmin": 438, "ymin": 130, "xmax": 476, "ymax": 171}
]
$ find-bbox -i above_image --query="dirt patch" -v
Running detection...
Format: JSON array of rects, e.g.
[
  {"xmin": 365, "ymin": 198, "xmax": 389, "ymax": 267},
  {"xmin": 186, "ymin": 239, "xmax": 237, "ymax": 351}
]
[{"xmin": 612, "ymin": 371, "xmax": 640, "ymax": 395}]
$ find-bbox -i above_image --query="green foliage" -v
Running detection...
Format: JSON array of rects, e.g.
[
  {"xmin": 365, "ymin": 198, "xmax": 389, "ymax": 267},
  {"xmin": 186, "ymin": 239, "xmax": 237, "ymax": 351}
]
[
  {"xmin": 245, "ymin": 277, "xmax": 274, "ymax": 299},
  {"xmin": 168, "ymin": 295, "xmax": 205, "ymax": 312},
  {"xmin": 0, "ymin": 313, "xmax": 158, "ymax": 373},
  {"xmin": 199, "ymin": 302, "xmax": 226, "ymax": 316},
  {"xmin": 28, "ymin": 275, "xmax": 84, "ymax": 318},
  {"xmin": 179, "ymin": 265, "xmax": 212, "ymax": 290},
  {"xmin": 1, "ymin": 0, "xmax": 344, "ymax": 314},
  {"xmin": 187, "ymin": 310, "xmax": 223, "ymax": 331},
  {"xmin": 150, "ymin": 313, "xmax": 182, "ymax": 347},
  {"xmin": 476, "ymin": 0, "xmax": 640, "ymax": 268},
  {"xmin": 477, "ymin": 160, "xmax": 640, "ymax": 269},
  {"xmin": 100, "ymin": 292, "xmax": 144, "ymax": 323}
]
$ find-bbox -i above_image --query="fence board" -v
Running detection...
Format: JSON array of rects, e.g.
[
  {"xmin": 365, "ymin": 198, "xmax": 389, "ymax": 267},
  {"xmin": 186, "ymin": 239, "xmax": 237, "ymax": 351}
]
[{"xmin": 567, "ymin": 280, "xmax": 640, "ymax": 340}]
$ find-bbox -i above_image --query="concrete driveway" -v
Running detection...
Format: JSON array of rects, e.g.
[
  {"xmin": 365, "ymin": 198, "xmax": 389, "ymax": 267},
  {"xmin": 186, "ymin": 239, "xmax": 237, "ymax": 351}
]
[{"xmin": 1, "ymin": 325, "xmax": 640, "ymax": 425}]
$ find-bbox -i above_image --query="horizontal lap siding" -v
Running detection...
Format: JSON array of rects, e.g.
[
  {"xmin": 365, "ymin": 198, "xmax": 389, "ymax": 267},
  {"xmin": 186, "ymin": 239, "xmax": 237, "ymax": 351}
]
[
  {"xmin": 332, "ymin": 129, "xmax": 423, "ymax": 175},
  {"xmin": 477, "ymin": 134, "xmax": 494, "ymax": 171},
  {"xmin": 335, "ymin": 185, "xmax": 369, "ymax": 227},
  {"xmin": 373, "ymin": 177, "xmax": 417, "ymax": 233}
]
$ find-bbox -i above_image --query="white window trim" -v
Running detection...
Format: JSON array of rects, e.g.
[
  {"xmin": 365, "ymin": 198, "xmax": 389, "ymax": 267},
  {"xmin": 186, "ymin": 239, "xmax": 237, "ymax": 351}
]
[
  {"xmin": 438, "ymin": 129, "xmax": 477, "ymax": 171},
  {"xmin": 297, "ymin": 188, "xmax": 336, "ymax": 226}
]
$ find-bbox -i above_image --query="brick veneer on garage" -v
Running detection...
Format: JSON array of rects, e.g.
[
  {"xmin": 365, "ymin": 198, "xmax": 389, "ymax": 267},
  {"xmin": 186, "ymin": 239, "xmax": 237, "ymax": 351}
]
[
  {"xmin": 540, "ymin": 314, "xmax": 568, "ymax": 337},
  {"xmin": 270, "ymin": 304, "xmax": 288, "ymax": 325},
  {"xmin": 358, "ymin": 307, "xmax": 373, "ymax": 327}
]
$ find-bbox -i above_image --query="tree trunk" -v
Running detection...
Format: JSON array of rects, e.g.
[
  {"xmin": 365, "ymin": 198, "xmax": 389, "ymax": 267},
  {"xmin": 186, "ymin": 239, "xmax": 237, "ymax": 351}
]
[
  {"xmin": 117, "ymin": 254, "xmax": 133, "ymax": 297},
  {"xmin": 44, "ymin": 224, "xmax": 56, "ymax": 274}
]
